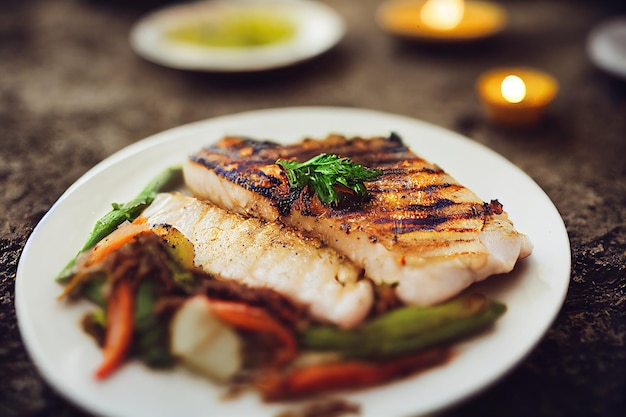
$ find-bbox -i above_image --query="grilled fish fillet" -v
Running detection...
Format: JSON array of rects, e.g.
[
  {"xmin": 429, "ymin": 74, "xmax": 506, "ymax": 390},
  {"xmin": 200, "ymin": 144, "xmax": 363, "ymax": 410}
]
[
  {"xmin": 141, "ymin": 192, "xmax": 372, "ymax": 329},
  {"xmin": 184, "ymin": 134, "xmax": 533, "ymax": 306}
]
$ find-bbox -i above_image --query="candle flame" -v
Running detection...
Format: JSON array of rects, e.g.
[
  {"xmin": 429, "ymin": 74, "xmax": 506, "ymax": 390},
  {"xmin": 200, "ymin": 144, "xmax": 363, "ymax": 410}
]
[
  {"xmin": 501, "ymin": 75, "xmax": 526, "ymax": 103},
  {"xmin": 420, "ymin": 0, "xmax": 465, "ymax": 30}
]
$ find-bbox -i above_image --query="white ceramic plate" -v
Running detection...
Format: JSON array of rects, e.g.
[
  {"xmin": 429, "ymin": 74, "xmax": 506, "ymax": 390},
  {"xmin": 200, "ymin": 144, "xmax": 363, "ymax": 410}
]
[
  {"xmin": 16, "ymin": 107, "xmax": 570, "ymax": 417},
  {"xmin": 587, "ymin": 16, "xmax": 626, "ymax": 79},
  {"xmin": 129, "ymin": 0, "xmax": 345, "ymax": 72}
]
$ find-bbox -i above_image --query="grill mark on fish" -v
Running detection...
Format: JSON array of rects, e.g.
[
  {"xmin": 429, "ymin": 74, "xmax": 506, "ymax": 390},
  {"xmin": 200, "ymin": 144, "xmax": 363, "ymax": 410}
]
[
  {"xmin": 190, "ymin": 153, "xmax": 299, "ymax": 216},
  {"xmin": 391, "ymin": 216, "xmax": 452, "ymax": 232},
  {"xmin": 367, "ymin": 183, "xmax": 457, "ymax": 194},
  {"xmin": 377, "ymin": 166, "xmax": 445, "ymax": 176},
  {"xmin": 193, "ymin": 157, "xmax": 282, "ymax": 188},
  {"xmin": 373, "ymin": 201, "xmax": 487, "ymax": 231},
  {"xmin": 309, "ymin": 197, "xmax": 486, "ymax": 232},
  {"xmin": 404, "ymin": 198, "xmax": 456, "ymax": 211},
  {"xmin": 374, "ymin": 208, "xmax": 486, "ymax": 232},
  {"xmin": 327, "ymin": 148, "xmax": 415, "ymax": 166}
]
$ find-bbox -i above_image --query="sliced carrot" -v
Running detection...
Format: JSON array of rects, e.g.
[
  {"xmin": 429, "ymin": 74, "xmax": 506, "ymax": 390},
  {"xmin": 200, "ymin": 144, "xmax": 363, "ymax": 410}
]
[
  {"xmin": 207, "ymin": 299, "xmax": 297, "ymax": 366},
  {"xmin": 84, "ymin": 222, "xmax": 150, "ymax": 267},
  {"xmin": 257, "ymin": 348, "xmax": 450, "ymax": 400},
  {"xmin": 132, "ymin": 215, "xmax": 148, "ymax": 225},
  {"xmin": 58, "ymin": 222, "xmax": 150, "ymax": 300},
  {"xmin": 57, "ymin": 270, "xmax": 91, "ymax": 300},
  {"xmin": 95, "ymin": 280, "xmax": 135, "ymax": 379}
]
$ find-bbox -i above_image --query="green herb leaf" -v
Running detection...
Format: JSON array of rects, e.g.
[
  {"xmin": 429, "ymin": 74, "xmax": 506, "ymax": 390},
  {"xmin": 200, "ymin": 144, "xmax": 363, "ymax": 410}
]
[{"xmin": 276, "ymin": 154, "xmax": 381, "ymax": 205}]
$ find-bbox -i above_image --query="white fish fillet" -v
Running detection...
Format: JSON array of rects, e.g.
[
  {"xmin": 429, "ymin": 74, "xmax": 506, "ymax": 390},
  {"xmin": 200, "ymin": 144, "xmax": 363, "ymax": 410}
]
[
  {"xmin": 141, "ymin": 193, "xmax": 372, "ymax": 329},
  {"xmin": 183, "ymin": 134, "xmax": 533, "ymax": 306}
]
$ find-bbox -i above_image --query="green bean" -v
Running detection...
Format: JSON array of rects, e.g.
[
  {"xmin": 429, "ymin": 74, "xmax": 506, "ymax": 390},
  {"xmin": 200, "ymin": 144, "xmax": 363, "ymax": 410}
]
[
  {"xmin": 133, "ymin": 280, "xmax": 174, "ymax": 368},
  {"xmin": 56, "ymin": 165, "xmax": 183, "ymax": 281},
  {"xmin": 300, "ymin": 293, "xmax": 506, "ymax": 358}
]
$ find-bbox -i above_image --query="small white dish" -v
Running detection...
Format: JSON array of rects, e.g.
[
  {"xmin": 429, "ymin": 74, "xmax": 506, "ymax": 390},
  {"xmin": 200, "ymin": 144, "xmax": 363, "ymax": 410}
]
[
  {"xmin": 587, "ymin": 16, "xmax": 626, "ymax": 79},
  {"xmin": 129, "ymin": 0, "xmax": 345, "ymax": 72}
]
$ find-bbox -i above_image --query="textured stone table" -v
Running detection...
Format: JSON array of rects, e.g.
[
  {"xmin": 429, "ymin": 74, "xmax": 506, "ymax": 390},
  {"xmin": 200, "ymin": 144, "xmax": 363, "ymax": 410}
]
[{"xmin": 1, "ymin": 1, "xmax": 625, "ymax": 416}]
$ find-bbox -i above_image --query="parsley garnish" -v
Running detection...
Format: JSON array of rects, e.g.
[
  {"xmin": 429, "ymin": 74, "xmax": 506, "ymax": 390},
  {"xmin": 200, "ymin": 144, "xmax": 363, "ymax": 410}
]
[{"xmin": 276, "ymin": 154, "xmax": 382, "ymax": 205}]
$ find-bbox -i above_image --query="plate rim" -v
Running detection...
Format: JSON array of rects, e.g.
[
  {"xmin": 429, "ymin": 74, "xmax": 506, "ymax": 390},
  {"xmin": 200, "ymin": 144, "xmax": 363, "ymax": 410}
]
[{"xmin": 15, "ymin": 105, "xmax": 571, "ymax": 417}]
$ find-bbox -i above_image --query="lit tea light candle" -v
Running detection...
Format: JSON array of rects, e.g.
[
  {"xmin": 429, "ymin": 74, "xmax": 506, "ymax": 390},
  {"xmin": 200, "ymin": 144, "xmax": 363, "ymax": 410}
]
[
  {"xmin": 420, "ymin": 0, "xmax": 465, "ymax": 31},
  {"xmin": 376, "ymin": 0, "xmax": 507, "ymax": 42},
  {"xmin": 501, "ymin": 75, "xmax": 526, "ymax": 103},
  {"xmin": 476, "ymin": 68, "xmax": 559, "ymax": 126}
]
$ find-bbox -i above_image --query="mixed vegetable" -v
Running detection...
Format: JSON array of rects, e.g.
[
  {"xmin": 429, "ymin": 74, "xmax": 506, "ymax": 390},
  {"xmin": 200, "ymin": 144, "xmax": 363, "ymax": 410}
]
[{"xmin": 58, "ymin": 167, "xmax": 507, "ymax": 400}]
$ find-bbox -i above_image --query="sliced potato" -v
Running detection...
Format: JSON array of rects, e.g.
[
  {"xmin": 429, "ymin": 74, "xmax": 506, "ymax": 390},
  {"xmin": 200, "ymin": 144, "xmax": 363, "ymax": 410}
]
[
  {"xmin": 170, "ymin": 295, "xmax": 242, "ymax": 382},
  {"xmin": 152, "ymin": 224, "xmax": 196, "ymax": 269}
]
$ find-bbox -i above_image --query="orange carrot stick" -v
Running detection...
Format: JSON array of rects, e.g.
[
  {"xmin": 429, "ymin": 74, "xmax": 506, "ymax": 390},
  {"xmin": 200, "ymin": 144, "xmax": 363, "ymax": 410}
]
[
  {"xmin": 85, "ymin": 223, "xmax": 150, "ymax": 267},
  {"xmin": 207, "ymin": 299, "xmax": 297, "ymax": 366},
  {"xmin": 95, "ymin": 280, "xmax": 135, "ymax": 379},
  {"xmin": 257, "ymin": 348, "xmax": 450, "ymax": 400},
  {"xmin": 58, "ymin": 223, "xmax": 150, "ymax": 300}
]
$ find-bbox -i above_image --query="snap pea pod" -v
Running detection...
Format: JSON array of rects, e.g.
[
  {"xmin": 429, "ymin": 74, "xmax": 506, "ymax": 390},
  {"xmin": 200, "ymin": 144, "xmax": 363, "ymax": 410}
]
[
  {"xmin": 56, "ymin": 165, "xmax": 183, "ymax": 281},
  {"xmin": 300, "ymin": 293, "xmax": 506, "ymax": 359}
]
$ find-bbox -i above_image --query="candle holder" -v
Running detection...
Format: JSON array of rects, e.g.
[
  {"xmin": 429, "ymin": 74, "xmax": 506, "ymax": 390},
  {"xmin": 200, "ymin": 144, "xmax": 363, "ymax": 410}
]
[
  {"xmin": 376, "ymin": 0, "xmax": 507, "ymax": 42},
  {"xmin": 476, "ymin": 67, "xmax": 559, "ymax": 127}
]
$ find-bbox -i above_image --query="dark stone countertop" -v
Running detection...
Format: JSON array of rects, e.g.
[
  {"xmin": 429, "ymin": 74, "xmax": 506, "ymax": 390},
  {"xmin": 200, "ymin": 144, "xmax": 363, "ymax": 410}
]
[{"xmin": 1, "ymin": 1, "xmax": 624, "ymax": 416}]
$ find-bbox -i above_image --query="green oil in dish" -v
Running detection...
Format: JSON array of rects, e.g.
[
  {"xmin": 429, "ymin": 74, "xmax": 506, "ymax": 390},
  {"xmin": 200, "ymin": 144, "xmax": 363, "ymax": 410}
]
[{"xmin": 166, "ymin": 10, "xmax": 296, "ymax": 48}]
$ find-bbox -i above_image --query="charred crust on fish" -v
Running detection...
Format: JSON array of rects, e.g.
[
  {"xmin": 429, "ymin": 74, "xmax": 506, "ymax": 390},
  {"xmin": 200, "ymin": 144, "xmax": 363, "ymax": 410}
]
[{"xmin": 488, "ymin": 199, "xmax": 504, "ymax": 214}]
